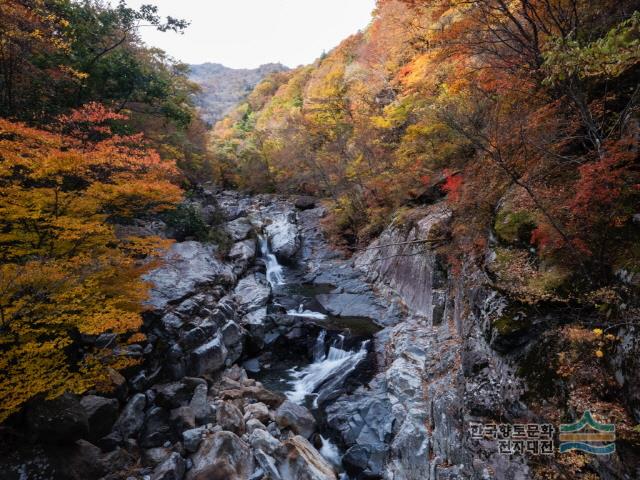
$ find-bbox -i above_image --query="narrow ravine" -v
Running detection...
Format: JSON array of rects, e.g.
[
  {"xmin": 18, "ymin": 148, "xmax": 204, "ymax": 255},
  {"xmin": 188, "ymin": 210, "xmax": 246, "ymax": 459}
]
[{"xmin": 249, "ymin": 235, "xmax": 379, "ymax": 479}]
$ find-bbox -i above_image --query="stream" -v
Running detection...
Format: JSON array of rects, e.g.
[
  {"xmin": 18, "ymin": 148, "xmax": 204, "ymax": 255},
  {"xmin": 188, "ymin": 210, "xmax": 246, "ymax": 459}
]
[{"xmin": 250, "ymin": 236, "xmax": 380, "ymax": 479}]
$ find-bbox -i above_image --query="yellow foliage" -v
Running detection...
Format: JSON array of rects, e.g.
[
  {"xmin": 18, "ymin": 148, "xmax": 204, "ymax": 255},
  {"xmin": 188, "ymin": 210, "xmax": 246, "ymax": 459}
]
[{"xmin": 0, "ymin": 116, "xmax": 180, "ymax": 421}]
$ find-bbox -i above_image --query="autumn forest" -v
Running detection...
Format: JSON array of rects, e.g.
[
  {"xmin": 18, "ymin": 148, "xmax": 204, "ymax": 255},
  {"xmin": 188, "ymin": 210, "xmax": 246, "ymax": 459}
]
[{"xmin": 1, "ymin": 0, "xmax": 639, "ymax": 479}]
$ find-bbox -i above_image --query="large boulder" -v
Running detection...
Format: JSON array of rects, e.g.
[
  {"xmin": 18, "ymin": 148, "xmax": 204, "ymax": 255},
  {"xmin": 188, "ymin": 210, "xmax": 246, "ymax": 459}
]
[
  {"xmin": 277, "ymin": 435, "xmax": 337, "ymax": 480},
  {"xmin": 315, "ymin": 293, "xmax": 386, "ymax": 319},
  {"xmin": 264, "ymin": 213, "xmax": 300, "ymax": 262},
  {"xmin": 189, "ymin": 383, "xmax": 215, "ymax": 425},
  {"xmin": 186, "ymin": 431, "xmax": 254, "ymax": 480},
  {"xmin": 190, "ymin": 336, "xmax": 228, "ymax": 376},
  {"xmin": 144, "ymin": 241, "xmax": 234, "ymax": 309},
  {"xmin": 139, "ymin": 407, "xmax": 172, "ymax": 449},
  {"xmin": 215, "ymin": 401, "xmax": 245, "ymax": 435},
  {"xmin": 228, "ymin": 239, "xmax": 257, "ymax": 266},
  {"xmin": 275, "ymin": 401, "xmax": 316, "ymax": 439},
  {"xmin": 112, "ymin": 393, "xmax": 146, "ymax": 439},
  {"xmin": 154, "ymin": 378, "xmax": 207, "ymax": 410},
  {"xmin": 80, "ymin": 395, "xmax": 119, "ymax": 441},
  {"xmin": 233, "ymin": 274, "xmax": 270, "ymax": 313},
  {"xmin": 224, "ymin": 217, "xmax": 253, "ymax": 241},
  {"xmin": 26, "ymin": 393, "xmax": 89, "ymax": 443},
  {"xmin": 151, "ymin": 452, "xmax": 186, "ymax": 480}
]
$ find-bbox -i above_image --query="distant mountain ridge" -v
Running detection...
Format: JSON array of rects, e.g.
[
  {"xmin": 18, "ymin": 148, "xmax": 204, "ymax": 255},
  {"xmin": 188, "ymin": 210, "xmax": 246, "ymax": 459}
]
[{"xmin": 189, "ymin": 62, "xmax": 288, "ymax": 125}]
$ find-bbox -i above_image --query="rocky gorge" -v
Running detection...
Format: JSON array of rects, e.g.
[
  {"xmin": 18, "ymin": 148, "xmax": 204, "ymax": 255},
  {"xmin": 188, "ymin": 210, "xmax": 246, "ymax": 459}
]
[{"xmin": 2, "ymin": 189, "xmax": 638, "ymax": 480}]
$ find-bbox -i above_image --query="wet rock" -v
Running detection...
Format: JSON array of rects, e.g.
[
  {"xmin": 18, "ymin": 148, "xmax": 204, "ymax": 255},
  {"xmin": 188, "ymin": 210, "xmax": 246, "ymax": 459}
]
[
  {"xmin": 225, "ymin": 217, "xmax": 253, "ymax": 241},
  {"xmin": 142, "ymin": 447, "xmax": 173, "ymax": 467},
  {"xmin": 151, "ymin": 452, "xmax": 186, "ymax": 480},
  {"xmin": 277, "ymin": 435, "xmax": 337, "ymax": 480},
  {"xmin": 246, "ymin": 418, "xmax": 268, "ymax": 434},
  {"xmin": 161, "ymin": 313, "xmax": 184, "ymax": 332},
  {"xmin": 190, "ymin": 383, "xmax": 215, "ymax": 425},
  {"xmin": 145, "ymin": 241, "xmax": 234, "ymax": 310},
  {"xmin": 113, "ymin": 393, "xmax": 146, "ymax": 439},
  {"xmin": 244, "ymin": 402, "xmax": 270, "ymax": 424},
  {"xmin": 216, "ymin": 401, "xmax": 245, "ymax": 435},
  {"xmin": 154, "ymin": 378, "xmax": 207, "ymax": 410},
  {"xmin": 181, "ymin": 322, "xmax": 218, "ymax": 351},
  {"xmin": 139, "ymin": 407, "xmax": 172, "ymax": 449},
  {"xmin": 219, "ymin": 385, "xmax": 285, "ymax": 409},
  {"xmin": 190, "ymin": 336, "xmax": 228, "ymax": 376},
  {"xmin": 241, "ymin": 307, "xmax": 268, "ymax": 345},
  {"xmin": 183, "ymin": 426, "xmax": 207, "ymax": 453},
  {"xmin": 275, "ymin": 401, "xmax": 316, "ymax": 439},
  {"xmin": 186, "ymin": 431, "xmax": 254, "ymax": 480},
  {"xmin": 26, "ymin": 393, "xmax": 89, "ymax": 443},
  {"xmin": 264, "ymin": 213, "xmax": 300, "ymax": 262},
  {"xmin": 249, "ymin": 428, "xmax": 283, "ymax": 456},
  {"xmin": 255, "ymin": 449, "xmax": 282, "ymax": 480},
  {"xmin": 315, "ymin": 293, "xmax": 385, "ymax": 319},
  {"xmin": 234, "ymin": 274, "xmax": 270, "ymax": 312},
  {"xmin": 80, "ymin": 395, "xmax": 119, "ymax": 441},
  {"xmin": 221, "ymin": 320, "xmax": 243, "ymax": 348}
]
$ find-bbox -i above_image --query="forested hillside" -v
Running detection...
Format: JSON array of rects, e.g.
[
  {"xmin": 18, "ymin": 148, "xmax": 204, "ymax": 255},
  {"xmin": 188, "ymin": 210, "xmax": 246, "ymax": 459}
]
[
  {"xmin": 189, "ymin": 62, "xmax": 288, "ymax": 125},
  {"xmin": 212, "ymin": 0, "xmax": 640, "ymax": 307},
  {"xmin": 0, "ymin": 0, "xmax": 203, "ymax": 421},
  {"xmin": 210, "ymin": 4, "xmax": 640, "ymax": 470}
]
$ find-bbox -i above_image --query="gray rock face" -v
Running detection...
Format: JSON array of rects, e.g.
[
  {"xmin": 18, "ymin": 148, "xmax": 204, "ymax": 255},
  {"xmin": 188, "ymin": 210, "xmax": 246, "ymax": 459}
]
[
  {"xmin": 151, "ymin": 452, "xmax": 186, "ymax": 480},
  {"xmin": 326, "ymin": 379, "xmax": 392, "ymax": 477},
  {"xmin": 233, "ymin": 274, "xmax": 270, "ymax": 312},
  {"xmin": 80, "ymin": 395, "xmax": 119, "ymax": 441},
  {"xmin": 186, "ymin": 431, "xmax": 254, "ymax": 480},
  {"xmin": 264, "ymin": 211, "xmax": 300, "ymax": 262},
  {"xmin": 145, "ymin": 241, "xmax": 234, "ymax": 309},
  {"xmin": 26, "ymin": 393, "xmax": 89, "ymax": 443},
  {"xmin": 228, "ymin": 239, "xmax": 257, "ymax": 265},
  {"xmin": 190, "ymin": 336, "xmax": 228, "ymax": 376},
  {"xmin": 277, "ymin": 435, "xmax": 337, "ymax": 480},
  {"xmin": 275, "ymin": 401, "xmax": 316, "ymax": 439},
  {"xmin": 113, "ymin": 393, "xmax": 146, "ymax": 439},
  {"xmin": 225, "ymin": 217, "xmax": 253, "ymax": 241},
  {"xmin": 315, "ymin": 293, "xmax": 387, "ymax": 320}
]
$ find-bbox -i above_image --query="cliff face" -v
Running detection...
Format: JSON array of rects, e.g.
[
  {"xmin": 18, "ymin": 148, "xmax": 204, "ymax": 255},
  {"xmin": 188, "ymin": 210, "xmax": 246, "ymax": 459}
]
[
  {"xmin": 342, "ymin": 203, "xmax": 638, "ymax": 479},
  {"xmin": 189, "ymin": 63, "xmax": 288, "ymax": 125}
]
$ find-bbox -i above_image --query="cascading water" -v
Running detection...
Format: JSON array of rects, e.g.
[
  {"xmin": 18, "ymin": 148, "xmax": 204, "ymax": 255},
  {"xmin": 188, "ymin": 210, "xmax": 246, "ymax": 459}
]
[
  {"xmin": 286, "ymin": 303, "xmax": 328, "ymax": 320},
  {"xmin": 259, "ymin": 235, "xmax": 285, "ymax": 288},
  {"xmin": 287, "ymin": 332, "xmax": 369, "ymax": 407}
]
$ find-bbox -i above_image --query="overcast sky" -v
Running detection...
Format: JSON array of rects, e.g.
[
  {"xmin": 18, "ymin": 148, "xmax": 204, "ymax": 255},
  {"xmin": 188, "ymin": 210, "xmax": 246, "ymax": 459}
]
[{"xmin": 124, "ymin": 0, "xmax": 376, "ymax": 68}]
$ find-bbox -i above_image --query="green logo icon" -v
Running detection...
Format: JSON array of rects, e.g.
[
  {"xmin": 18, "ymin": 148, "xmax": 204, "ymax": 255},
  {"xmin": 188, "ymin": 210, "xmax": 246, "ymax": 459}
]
[{"xmin": 559, "ymin": 411, "xmax": 615, "ymax": 455}]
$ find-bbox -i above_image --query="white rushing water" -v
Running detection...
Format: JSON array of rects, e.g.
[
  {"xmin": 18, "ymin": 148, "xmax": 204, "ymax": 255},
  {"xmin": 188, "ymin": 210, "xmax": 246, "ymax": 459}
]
[
  {"xmin": 319, "ymin": 435, "xmax": 343, "ymax": 469},
  {"xmin": 286, "ymin": 303, "xmax": 328, "ymax": 320},
  {"xmin": 287, "ymin": 333, "xmax": 369, "ymax": 406},
  {"xmin": 259, "ymin": 235, "xmax": 285, "ymax": 287}
]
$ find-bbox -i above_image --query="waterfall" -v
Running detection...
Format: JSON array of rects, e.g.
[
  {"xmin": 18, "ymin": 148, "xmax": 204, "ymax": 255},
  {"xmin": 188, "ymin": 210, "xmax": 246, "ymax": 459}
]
[
  {"xmin": 259, "ymin": 235, "xmax": 285, "ymax": 287},
  {"xmin": 287, "ymin": 333, "xmax": 369, "ymax": 406}
]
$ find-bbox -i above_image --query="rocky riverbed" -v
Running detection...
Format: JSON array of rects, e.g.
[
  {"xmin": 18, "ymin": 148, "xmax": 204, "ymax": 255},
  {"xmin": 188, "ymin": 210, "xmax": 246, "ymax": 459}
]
[{"xmin": 1, "ymin": 189, "xmax": 637, "ymax": 480}]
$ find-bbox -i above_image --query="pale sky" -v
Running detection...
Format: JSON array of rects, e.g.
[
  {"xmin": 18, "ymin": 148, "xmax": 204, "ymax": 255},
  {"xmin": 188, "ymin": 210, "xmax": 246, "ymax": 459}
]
[{"xmin": 125, "ymin": 0, "xmax": 377, "ymax": 68}]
